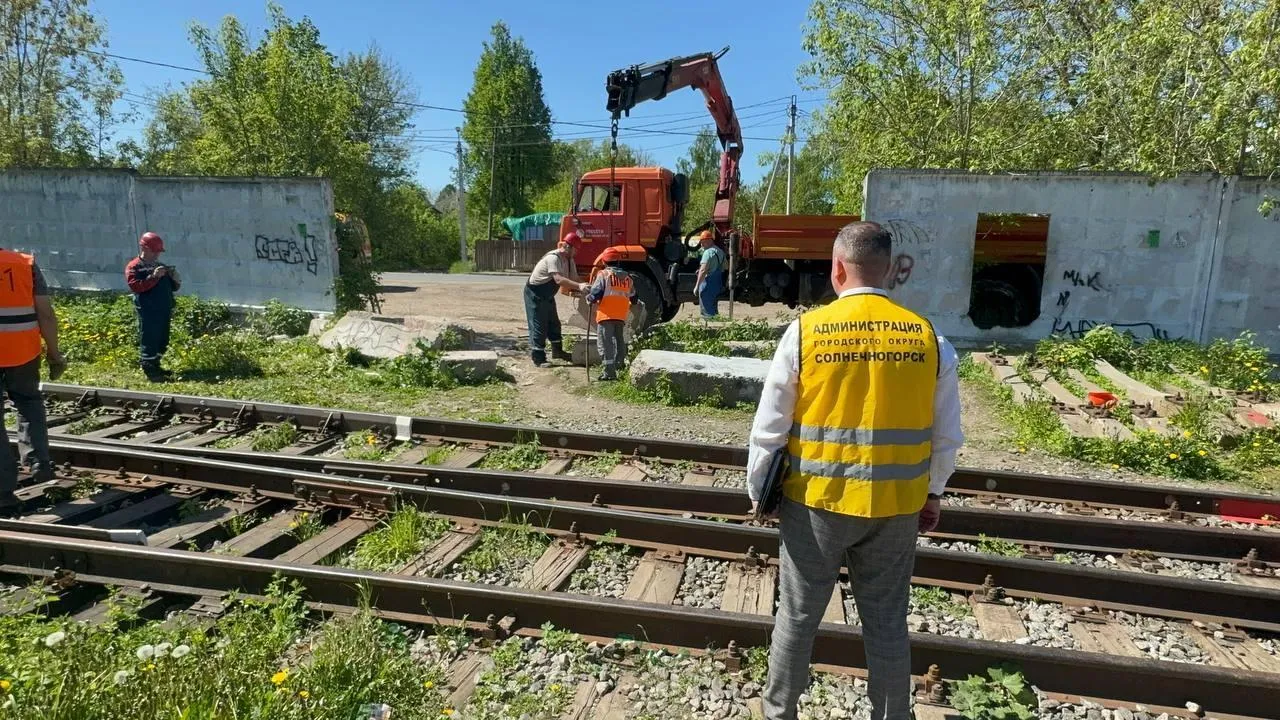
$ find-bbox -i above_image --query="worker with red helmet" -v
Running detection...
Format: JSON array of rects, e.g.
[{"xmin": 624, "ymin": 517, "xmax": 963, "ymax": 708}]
[
  {"xmin": 125, "ymin": 232, "xmax": 182, "ymax": 382},
  {"xmin": 524, "ymin": 231, "xmax": 588, "ymax": 367},
  {"xmin": 0, "ymin": 246, "xmax": 64, "ymax": 515},
  {"xmin": 585, "ymin": 247, "xmax": 638, "ymax": 381}
]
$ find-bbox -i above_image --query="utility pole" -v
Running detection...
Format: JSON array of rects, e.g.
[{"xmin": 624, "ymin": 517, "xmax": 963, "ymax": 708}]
[
  {"xmin": 785, "ymin": 95, "xmax": 797, "ymax": 215},
  {"xmin": 455, "ymin": 128, "xmax": 468, "ymax": 261},
  {"xmin": 486, "ymin": 117, "xmax": 497, "ymax": 242}
]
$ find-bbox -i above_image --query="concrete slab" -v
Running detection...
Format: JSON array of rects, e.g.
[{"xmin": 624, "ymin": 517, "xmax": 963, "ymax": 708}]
[
  {"xmin": 570, "ymin": 337, "xmax": 602, "ymax": 367},
  {"xmin": 318, "ymin": 311, "xmax": 475, "ymax": 359},
  {"xmin": 629, "ymin": 350, "xmax": 769, "ymax": 406},
  {"xmin": 440, "ymin": 350, "xmax": 499, "ymax": 381}
]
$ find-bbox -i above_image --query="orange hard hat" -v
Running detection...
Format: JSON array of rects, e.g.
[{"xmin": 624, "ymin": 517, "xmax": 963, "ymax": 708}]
[
  {"xmin": 139, "ymin": 232, "xmax": 164, "ymax": 252},
  {"xmin": 560, "ymin": 231, "xmax": 582, "ymax": 248},
  {"xmin": 596, "ymin": 246, "xmax": 625, "ymax": 265}
]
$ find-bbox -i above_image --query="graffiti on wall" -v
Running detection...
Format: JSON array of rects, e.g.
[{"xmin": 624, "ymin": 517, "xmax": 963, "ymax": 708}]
[
  {"xmin": 884, "ymin": 219, "xmax": 934, "ymax": 246},
  {"xmin": 886, "ymin": 253, "xmax": 915, "ymax": 290},
  {"xmin": 1051, "ymin": 318, "xmax": 1175, "ymax": 341},
  {"xmin": 254, "ymin": 223, "xmax": 318, "ymax": 275},
  {"xmin": 1062, "ymin": 269, "xmax": 1105, "ymax": 292}
]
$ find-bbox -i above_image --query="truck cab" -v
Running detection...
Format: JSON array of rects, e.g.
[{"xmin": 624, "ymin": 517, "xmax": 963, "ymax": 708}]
[{"xmin": 560, "ymin": 167, "xmax": 691, "ymax": 324}]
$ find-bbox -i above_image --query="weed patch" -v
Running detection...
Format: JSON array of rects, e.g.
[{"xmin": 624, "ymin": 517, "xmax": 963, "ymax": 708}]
[
  {"xmin": 421, "ymin": 444, "xmax": 458, "ymax": 466},
  {"xmin": 343, "ymin": 430, "xmax": 390, "ymax": 461},
  {"xmin": 950, "ymin": 665, "xmax": 1037, "ymax": 720},
  {"xmin": 457, "ymin": 522, "xmax": 549, "ymax": 576},
  {"xmin": 573, "ymin": 450, "xmax": 622, "ymax": 476},
  {"xmin": 286, "ymin": 511, "xmax": 323, "ymax": 542},
  {"xmin": 976, "ymin": 535, "xmax": 1024, "ymax": 558},
  {"xmin": 911, "ymin": 585, "xmax": 972, "ymax": 617},
  {"xmin": 478, "ymin": 435, "xmax": 547, "ymax": 471},
  {"xmin": 345, "ymin": 508, "xmax": 451, "ymax": 571}
]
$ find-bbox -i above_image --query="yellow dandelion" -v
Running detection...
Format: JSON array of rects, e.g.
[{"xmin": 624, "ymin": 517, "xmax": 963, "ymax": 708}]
[
  {"xmin": 1169, "ymin": 453, "xmax": 1180, "ymax": 460},
  {"xmin": 271, "ymin": 670, "xmax": 289, "ymax": 686},
  {"xmin": 288, "ymin": 522, "xmax": 298, "ymax": 529},
  {"xmin": 1254, "ymin": 441, "xmax": 1262, "ymax": 447},
  {"xmin": 1111, "ymin": 464, "xmax": 1120, "ymax": 470},
  {"xmin": 1198, "ymin": 450, "xmax": 1207, "ymax": 457},
  {"xmin": 551, "ymin": 684, "xmax": 562, "ymax": 692},
  {"xmin": 0, "ymin": 679, "xmax": 10, "ymax": 692},
  {"xmin": 1182, "ymin": 430, "xmax": 1192, "ymax": 438},
  {"xmin": 366, "ymin": 435, "xmax": 376, "ymax": 445},
  {"xmin": 424, "ymin": 680, "xmax": 434, "ymax": 689},
  {"xmin": 1200, "ymin": 366, "xmax": 1210, "ymax": 374},
  {"xmin": 145, "ymin": 663, "xmax": 156, "ymax": 672},
  {"xmin": 442, "ymin": 709, "xmax": 455, "ymax": 717},
  {"xmin": 298, "ymin": 690, "xmax": 310, "ymax": 699}
]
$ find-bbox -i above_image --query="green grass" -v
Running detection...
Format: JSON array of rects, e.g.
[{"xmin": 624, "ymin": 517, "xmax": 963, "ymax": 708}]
[
  {"xmin": 911, "ymin": 585, "xmax": 972, "ymax": 617},
  {"xmin": 421, "ymin": 444, "xmax": 458, "ymax": 466},
  {"xmin": 572, "ymin": 450, "xmax": 622, "ymax": 476},
  {"xmin": 976, "ymin": 534, "xmax": 1025, "ymax": 558},
  {"xmin": 465, "ymin": 630, "xmax": 584, "ymax": 719},
  {"xmin": 286, "ymin": 511, "xmax": 324, "ymax": 542},
  {"xmin": 448, "ymin": 260, "xmax": 475, "ymax": 274},
  {"xmin": 0, "ymin": 580, "xmax": 449, "ymax": 719},
  {"xmin": 344, "ymin": 508, "xmax": 452, "ymax": 572},
  {"xmin": 457, "ymin": 522, "xmax": 549, "ymax": 575},
  {"xmin": 477, "ymin": 436, "xmax": 547, "ymax": 472},
  {"xmin": 343, "ymin": 430, "xmax": 391, "ymax": 461}
]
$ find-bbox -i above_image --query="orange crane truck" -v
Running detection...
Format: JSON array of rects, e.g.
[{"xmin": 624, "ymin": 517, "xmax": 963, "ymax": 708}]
[{"xmin": 560, "ymin": 48, "xmax": 1048, "ymax": 330}]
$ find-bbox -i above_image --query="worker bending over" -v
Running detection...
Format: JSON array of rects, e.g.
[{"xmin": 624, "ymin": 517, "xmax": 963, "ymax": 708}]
[
  {"xmin": 585, "ymin": 247, "xmax": 637, "ymax": 381},
  {"xmin": 125, "ymin": 232, "xmax": 181, "ymax": 382},
  {"xmin": 0, "ymin": 247, "xmax": 65, "ymax": 515},
  {"xmin": 746, "ymin": 221, "xmax": 963, "ymax": 720},
  {"xmin": 524, "ymin": 232, "xmax": 588, "ymax": 367}
]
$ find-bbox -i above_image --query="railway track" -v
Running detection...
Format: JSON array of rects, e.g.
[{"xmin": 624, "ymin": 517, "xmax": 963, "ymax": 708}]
[{"xmin": 1, "ymin": 434, "xmax": 1278, "ymax": 718}]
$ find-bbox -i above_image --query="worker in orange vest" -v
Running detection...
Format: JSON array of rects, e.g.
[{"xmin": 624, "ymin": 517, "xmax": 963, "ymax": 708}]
[
  {"xmin": 0, "ymin": 247, "xmax": 65, "ymax": 515},
  {"xmin": 585, "ymin": 247, "xmax": 636, "ymax": 381}
]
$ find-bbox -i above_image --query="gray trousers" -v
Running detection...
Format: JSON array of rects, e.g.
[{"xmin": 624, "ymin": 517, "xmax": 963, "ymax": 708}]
[
  {"xmin": 596, "ymin": 319, "xmax": 627, "ymax": 374},
  {"xmin": 765, "ymin": 498, "xmax": 918, "ymax": 720},
  {"xmin": 0, "ymin": 358, "xmax": 52, "ymax": 499}
]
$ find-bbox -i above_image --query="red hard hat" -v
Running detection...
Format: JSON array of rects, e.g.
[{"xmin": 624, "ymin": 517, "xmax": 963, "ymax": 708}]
[
  {"xmin": 597, "ymin": 246, "xmax": 625, "ymax": 265},
  {"xmin": 560, "ymin": 231, "xmax": 581, "ymax": 248},
  {"xmin": 139, "ymin": 232, "xmax": 164, "ymax": 252}
]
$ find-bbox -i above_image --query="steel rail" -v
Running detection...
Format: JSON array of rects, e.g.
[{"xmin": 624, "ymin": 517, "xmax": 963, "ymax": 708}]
[
  {"xmin": 33, "ymin": 441, "xmax": 1280, "ymax": 632},
  {"xmin": 0, "ymin": 529, "xmax": 1274, "ymax": 719},
  {"xmin": 47, "ymin": 437, "xmax": 1280, "ymax": 565},
  {"xmin": 40, "ymin": 383, "xmax": 1280, "ymax": 519}
]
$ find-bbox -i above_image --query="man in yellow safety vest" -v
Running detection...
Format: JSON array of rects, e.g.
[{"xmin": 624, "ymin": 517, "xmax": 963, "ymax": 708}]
[
  {"xmin": 745, "ymin": 221, "xmax": 963, "ymax": 720},
  {"xmin": 0, "ymin": 247, "xmax": 65, "ymax": 515}
]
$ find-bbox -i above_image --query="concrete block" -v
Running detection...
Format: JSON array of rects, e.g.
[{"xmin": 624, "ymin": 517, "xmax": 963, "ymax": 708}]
[
  {"xmin": 441, "ymin": 350, "xmax": 499, "ymax": 381},
  {"xmin": 308, "ymin": 317, "xmax": 328, "ymax": 337},
  {"xmin": 318, "ymin": 311, "xmax": 475, "ymax": 359},
  {"xmin": 629, "ymin": 350, "xmax": 769, "ymax": 407},
  {"xmin": 571, "ymin": 338, "xmax": 602, "ymax": 367}
]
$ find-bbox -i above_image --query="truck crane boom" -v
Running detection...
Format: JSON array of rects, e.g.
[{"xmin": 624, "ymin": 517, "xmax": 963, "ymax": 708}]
[{"xmin": 605, "ymin": 47, "xmax": 743, "ymax": 236}]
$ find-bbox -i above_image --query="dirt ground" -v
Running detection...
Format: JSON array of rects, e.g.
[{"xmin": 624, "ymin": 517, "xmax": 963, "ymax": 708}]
[{"xmin": 374, "ymin": 273, "xmax": 1255, "ymax": 494}]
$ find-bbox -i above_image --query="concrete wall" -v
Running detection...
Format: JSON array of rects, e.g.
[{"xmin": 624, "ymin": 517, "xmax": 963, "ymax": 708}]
[
  {"xmin": 0, "ymin": 170, "xmax": 338, "ymax": 312},
  {"xmin": 863, "ymin": 170, "xmax": 1279, "ymax": 350}
]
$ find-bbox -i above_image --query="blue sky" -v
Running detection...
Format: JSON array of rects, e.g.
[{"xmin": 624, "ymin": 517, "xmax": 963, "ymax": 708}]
[{"xmin": 94, "ymin": 0, "xmax": 826, "ymax": 195}]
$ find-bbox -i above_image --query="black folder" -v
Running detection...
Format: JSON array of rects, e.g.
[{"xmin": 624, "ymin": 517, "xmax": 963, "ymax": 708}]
[{"xmin": 754, "ymin": 447, "xmax": 789, "ymax": 521}]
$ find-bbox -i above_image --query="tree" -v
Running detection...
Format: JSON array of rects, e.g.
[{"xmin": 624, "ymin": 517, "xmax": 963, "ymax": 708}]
[
  {"xmin": 460, "ymin": 22, "xmax": 555, "ymax": 234},
  {"xmin": 532, "ymin": 139, "xmax": 655, "ymax": 214},
  {"xmin": 676, "ymin": 127, "xmax": 719, "ymax": 187},
  {"xmin": 0, "ymin": 0, "xmax": 124, "ymax": 167},
  {"xmin": 341, "ymin": 45, "xmax": 415, "ymax": 184}
]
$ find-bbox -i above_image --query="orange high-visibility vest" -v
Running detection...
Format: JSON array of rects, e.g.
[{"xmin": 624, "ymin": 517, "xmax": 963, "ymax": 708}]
[
  {"xmin": 595, "ymin": 268, "xmax": 633, "ymax": 323},
  {"xmin": 0, "ymin": 250, "xmax": 42, "ymax": 368}
]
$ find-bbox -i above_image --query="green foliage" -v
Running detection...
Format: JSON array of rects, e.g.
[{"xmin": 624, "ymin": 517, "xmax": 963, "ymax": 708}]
[
  {"xmin": 448, "ymin": 260, "xmax": 476, "ymax": 274},
  {"xmin": 0, "ymin": 0, "xmax": 125, "ymax": 167},
  {"xmin": 343, "ymin": 429, "xmax": 390, "ymax": 461},
  {"xmin": 802, "ymin": 0, "xmax": 1280, "ymax": 210},
  {"xmin": 950, "ymin": 665, "xmax": 1037, "ymax": 720},
  {"xmin": 376, "ymin": 341, "xmax": 458, "ymax": 390},
  {"xmin": 345, "ymin": 508, "xmax": 451, "ymax": 571},
  {"xmin": 976, "ymin": 535, "xmax": 1024, "ymax": 558},
  {"xmin": 249, "ymin": 422, "xmax": 298, "ymax": 452},
  {"xmin": 461, "ymin": 22, "xmax": 555, "ymax": 230},
  {"xmin": 0, "ymin": 580, "xmax": 449, "ymax": 719},
  {"xmin": 286, "ymin": 511, "xmax": 323, "ymax": 542},
  {"xmin": 370, "ymin": 183, "xmax": 461, "ymax": 272},
  {"xmin": 532, "ymin": 139, "xmax": 655, "ymax": 214},
  {"xmin": 573, "ymin": 450, "xmax": 622, "ymax": 477},
  {"xmin": 333, "ymin": 215, "xmax": 382, "ymax": 313},
  {"xmin": 168, "ymin": 332, "xmax": 265, "ymax": 381},
  {"xmin": 478, "ymin": 435, "xmax": 547, "ymax": 471},
  {"xmin": 250, "ymin": 300, "xmax": 311, "ymax": 338},
  {"xmin": 1202, "ymin": 332, "xmax": 1277, "ymax": 398},
  {"xmin": 422, "ymin": 444, "xmax": 458, "ymax": 466},
  {"xmin": 458, "ymin": 522, "xmax": 548, "ymax": 575},
  {"xmin": 911, "ymin": 585, "xmax": 972, "ymax": 617}
]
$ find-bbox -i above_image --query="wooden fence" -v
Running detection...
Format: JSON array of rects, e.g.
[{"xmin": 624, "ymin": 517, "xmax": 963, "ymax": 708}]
[{"xmin": 473, "ymin": 237, "xmax": 559, "ymax": 272}]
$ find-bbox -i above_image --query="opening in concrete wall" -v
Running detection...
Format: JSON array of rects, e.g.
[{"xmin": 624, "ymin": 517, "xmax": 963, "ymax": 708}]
[{"xmin": 967, "ymin": 213, "xmax": 1049, "ymax": 330}]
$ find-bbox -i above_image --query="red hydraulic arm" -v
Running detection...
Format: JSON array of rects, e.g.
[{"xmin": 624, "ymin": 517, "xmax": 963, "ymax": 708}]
[{"xmin": 606, "ymin": 47, "xmax": 743, "ymax": 237}]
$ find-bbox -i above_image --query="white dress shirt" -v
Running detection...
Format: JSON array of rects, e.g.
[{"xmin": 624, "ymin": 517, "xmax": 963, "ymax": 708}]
[{"xmin": 746, "ymin": 287, "xmax": 964, "ymax": 502}]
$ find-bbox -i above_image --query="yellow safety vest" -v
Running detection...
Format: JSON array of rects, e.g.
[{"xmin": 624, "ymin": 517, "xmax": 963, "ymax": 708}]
[{"xmin": 783, "ymin": 292, "xmax": 939, "ymax": 518}]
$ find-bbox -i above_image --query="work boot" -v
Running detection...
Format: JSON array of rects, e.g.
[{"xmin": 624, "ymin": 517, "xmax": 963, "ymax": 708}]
[
  {"xmin": 551, "ymin": 347, "xmax": 573, "ymax": 363},
  {"xmin": 141, "ymin": 362, "xmax": 167, "ymax": 383},
  {"xmin": 598, "ymin": 365, "xmax": 618, "ymax": 382},
  {"xmin": 531, "ymin": 353, "xmax": 549, "ymax": 368},
  {"xmin": 0, "ymin": 491, "xmax": 19, "ymax": 517}
]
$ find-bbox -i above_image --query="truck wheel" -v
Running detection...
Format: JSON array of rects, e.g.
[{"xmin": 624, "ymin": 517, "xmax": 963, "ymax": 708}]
[{"xmin": 631, "ymin": 273, "xmax": 665, "ymax": 331}]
